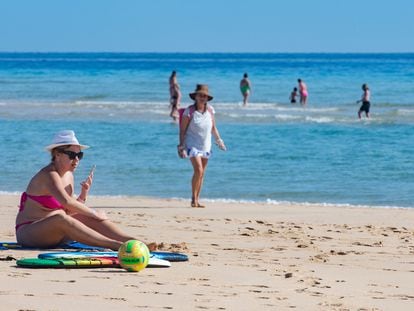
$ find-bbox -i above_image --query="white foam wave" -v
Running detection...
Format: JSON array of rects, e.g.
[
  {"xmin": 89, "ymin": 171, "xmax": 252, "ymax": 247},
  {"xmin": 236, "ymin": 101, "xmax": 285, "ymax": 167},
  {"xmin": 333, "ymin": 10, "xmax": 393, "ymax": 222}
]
[
  {"xmin": 274, "ymin": 114, "xmax": 301, "ymax": 121},
  {"xmin": 277, "ymin": 106, "xmax": 341, "ymax": 113},
  {"xmin": 2, "ymin": 100, "xmax": 414, "ymax": 125},
  {"xmin": 305, "ymin": 116, "xmax": 335, "ymax": 123},
  {"xmin": 0, "ymin": 192, "xmax": 411, "ymax": 210},
  {"xmin": 397, "ymin": 108, "xmax": 414, "ymax": 115},
  {"xmin": 0, "ymin": 191, "xmax": 21, "ymax": 195},
  {"xmin": 171, "ymin": 197, "xmax": 412, "ymax": 209}
]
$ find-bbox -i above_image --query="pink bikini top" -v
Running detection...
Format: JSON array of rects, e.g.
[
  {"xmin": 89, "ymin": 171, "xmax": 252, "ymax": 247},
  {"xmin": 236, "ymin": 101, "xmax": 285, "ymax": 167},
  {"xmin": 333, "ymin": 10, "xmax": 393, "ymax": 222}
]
[{"xmin": 19, "ymin": 192, "xmax": 64, "ymax": 211}]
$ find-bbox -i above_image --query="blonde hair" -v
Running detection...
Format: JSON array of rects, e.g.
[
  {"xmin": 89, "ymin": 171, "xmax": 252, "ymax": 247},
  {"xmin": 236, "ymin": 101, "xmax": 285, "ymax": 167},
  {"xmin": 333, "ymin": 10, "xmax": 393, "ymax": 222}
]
[{"xmin": 51, "ymin": 145, "xmax": 70, "ymax": 162}]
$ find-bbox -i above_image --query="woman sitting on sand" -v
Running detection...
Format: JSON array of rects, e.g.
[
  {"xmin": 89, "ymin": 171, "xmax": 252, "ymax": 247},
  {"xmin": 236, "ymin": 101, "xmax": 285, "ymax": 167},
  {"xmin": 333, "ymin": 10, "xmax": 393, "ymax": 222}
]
[
  {"xmin": 15, "ymin": 130, "xmax": 156, "ymax": 251},
  {"xmin": 178, "ymin": 84, "xmax": 226, "ymax": 208}
]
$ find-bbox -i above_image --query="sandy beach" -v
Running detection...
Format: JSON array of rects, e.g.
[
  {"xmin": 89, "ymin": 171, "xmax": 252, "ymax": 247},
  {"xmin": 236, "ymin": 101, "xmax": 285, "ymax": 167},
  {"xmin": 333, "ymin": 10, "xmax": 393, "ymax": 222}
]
[{"xmin": 0, "ymin": 194, "xmax": 413, "ymax": 310}]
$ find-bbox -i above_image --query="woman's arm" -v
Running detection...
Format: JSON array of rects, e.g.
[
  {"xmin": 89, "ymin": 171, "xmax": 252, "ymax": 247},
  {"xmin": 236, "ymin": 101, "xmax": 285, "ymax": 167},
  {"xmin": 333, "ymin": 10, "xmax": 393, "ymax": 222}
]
[
  {"xmin": 46, "ymin": 171, "xmax": 106, "ymax": 220},
  {"xmin": 177, "ymin": 113, "xmax": 190, "ymax": 157},
  {"xmin": 211, "ymin": 116, "xmax": 226, "ymax": 151},
  {"xmin": 179, "ymin": 114, "xmax": 189, "ymax": 147}
]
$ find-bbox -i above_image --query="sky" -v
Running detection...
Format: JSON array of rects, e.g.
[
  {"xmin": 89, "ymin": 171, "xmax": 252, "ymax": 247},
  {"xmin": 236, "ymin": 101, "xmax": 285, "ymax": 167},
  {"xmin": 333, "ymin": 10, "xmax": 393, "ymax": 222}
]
[{"xmin": 0, "ymin": 0, "xmax": 413, "ymax": 53}]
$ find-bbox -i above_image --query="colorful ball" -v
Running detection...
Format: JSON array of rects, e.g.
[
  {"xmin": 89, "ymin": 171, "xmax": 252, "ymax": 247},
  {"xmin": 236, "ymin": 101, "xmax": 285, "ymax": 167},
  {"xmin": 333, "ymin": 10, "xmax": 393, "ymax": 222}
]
[{"xmin": 118, "ymin": 240, "xmax": 150, "ymax": 272}]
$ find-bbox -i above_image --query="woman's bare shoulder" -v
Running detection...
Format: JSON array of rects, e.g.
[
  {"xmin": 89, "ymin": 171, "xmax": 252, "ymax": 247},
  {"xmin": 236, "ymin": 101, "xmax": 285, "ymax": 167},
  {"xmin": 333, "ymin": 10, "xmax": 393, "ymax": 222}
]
[{"xmin": 28, "ymin": 164, "xmax": 59, "ymax": 188}]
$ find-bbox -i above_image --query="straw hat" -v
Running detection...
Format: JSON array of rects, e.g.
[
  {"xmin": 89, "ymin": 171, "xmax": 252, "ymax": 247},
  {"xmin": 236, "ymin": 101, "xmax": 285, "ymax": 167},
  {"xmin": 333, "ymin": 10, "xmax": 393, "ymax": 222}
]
[
  {"xmin": 189, "ymin": 84, "xmax": 213, "ymax": 101},
  {"xmin": 45, "ymin": 130, "xmax": 89, "ymax": 151}
]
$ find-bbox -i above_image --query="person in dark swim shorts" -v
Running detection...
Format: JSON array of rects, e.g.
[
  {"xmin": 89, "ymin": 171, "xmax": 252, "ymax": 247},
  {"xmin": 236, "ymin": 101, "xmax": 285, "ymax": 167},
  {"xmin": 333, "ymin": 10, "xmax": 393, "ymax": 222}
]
[{"xmin": 357, "ymin": 83, "xmax": 371, "ymax": 119}]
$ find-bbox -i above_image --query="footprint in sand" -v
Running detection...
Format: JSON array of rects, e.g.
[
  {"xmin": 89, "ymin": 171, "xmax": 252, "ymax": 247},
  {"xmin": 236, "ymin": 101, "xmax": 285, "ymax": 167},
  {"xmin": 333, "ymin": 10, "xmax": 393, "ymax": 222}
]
[
  {"xmin": 48, "ymin": 279, "xmax": 76, "ymax": 283},
  {"xmin": 309, "ymin": 253, "xmax": 329, "ymax": 262},
  {"xmin": 157, "ymin": 242, "xmax": 188, "ymax": 251},
  {"xmin": 391, "ymin": 294, "xmax": 414, "ymax": 300}
]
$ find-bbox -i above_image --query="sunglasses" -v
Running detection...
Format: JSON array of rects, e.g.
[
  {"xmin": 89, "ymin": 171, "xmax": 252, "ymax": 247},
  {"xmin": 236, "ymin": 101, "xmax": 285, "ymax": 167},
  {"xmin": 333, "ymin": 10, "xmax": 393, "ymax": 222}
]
[{"xmin": 60, "ymin": 150, "xmax": 84, "ymax": 160}]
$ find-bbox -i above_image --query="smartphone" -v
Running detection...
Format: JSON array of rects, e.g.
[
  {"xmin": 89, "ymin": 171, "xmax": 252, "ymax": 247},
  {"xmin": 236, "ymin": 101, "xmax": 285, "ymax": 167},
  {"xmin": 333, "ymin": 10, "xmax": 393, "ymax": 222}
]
[{"xmin": 89, "ymin": 165, "xmax": 96, "ymax": 176}]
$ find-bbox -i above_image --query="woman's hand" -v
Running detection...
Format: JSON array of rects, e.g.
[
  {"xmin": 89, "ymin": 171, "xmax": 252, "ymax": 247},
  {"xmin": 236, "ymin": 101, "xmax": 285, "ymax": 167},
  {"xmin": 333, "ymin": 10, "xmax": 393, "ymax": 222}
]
[
  {"xmin": 79, "ymin": 165, "xmax": 95, "ymax": 200},
  {"xmin": 216, "ymin": 138, "xmax": 227, "ymax": 151},
  {"xmin": 177, "ymin": 145, "xmax": 187, "ymax": 158}
]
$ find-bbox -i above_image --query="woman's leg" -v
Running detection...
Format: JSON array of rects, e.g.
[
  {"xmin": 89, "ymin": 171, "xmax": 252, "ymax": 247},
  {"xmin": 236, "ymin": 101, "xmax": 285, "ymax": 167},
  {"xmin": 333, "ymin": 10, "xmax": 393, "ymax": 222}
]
[
  {"xmin": 243, "ymin": 92, "xmax": 249, "ymax": 106},
  {"xmin": 198, "ymin": 158, "xmax": 209, "ymax": 206},
  {"xmin": 190, "ymin": 156, "xmax": 203, "ymax": 205},
  {"xmin": 72, "ymin": 213, "xmax": 157, "ymax": 251},
  {"xmin": 16, "ymin": 211, "xmax": 122, "ymax": 250},
  {"xmin": 170, "ymin": 100, "xmax": 176, "ymax": 118},
  {"xmin": 190, "ymin": 156, "xmax": 209, "ymax": 207},
  {"xmin": 71, "ymin": 213, "xmax": 133, "ymax": 241}
]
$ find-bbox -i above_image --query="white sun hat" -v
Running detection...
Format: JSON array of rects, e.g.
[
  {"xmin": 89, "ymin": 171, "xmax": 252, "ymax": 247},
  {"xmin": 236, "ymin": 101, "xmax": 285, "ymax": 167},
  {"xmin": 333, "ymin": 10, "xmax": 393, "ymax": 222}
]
[{"xmin": 45, "ymin": 130, "xmax": 90, "ymax": 151}]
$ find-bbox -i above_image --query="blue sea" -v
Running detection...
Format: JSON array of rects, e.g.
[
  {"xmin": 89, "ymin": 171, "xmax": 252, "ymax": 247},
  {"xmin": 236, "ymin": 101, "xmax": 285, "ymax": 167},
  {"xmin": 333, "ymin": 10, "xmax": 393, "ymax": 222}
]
[{"xmin": 1, "ymin": 53, "xmax": 413, "ymax": 208}]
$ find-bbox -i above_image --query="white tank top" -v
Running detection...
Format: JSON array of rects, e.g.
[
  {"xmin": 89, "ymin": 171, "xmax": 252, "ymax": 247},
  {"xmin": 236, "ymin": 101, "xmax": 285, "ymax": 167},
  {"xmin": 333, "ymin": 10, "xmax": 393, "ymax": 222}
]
[{"xmin": 184, "ymin": 105, "xmax": 215, "ymax": 152}]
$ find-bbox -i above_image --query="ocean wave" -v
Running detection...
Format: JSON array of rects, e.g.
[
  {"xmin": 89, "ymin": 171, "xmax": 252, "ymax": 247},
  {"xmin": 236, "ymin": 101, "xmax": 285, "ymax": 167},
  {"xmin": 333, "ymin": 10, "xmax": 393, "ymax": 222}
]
[
  {"xmin": 2, "ymin": 100, "xmax": 414, "ymax": 125},
  {"xmin": 169, "ymin": 197, "xmax": 412, "ymax": 209},
  {"xmin": 397, "ymin": 108, "xmax": 414, "ymax": 114},
  {"xmin": 274, "ymin": 114, "xmax": 301, "ymax": 121},
  {"xmin": 304, "ymin": 116, "xmax": 335, "ymax": 123},
  {"xmin": 1, "ymin": 191, "xmax": 409, "ymax": 209},
  {"xmin": 0, "ymin": 190, "xmax": 21, "ymax": 195}
]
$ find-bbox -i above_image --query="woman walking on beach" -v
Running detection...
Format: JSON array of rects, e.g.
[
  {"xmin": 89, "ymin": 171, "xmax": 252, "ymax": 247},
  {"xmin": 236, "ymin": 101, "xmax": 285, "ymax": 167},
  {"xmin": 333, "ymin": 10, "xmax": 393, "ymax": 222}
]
[
  {"xmin": 178, "ymin": 84, "xmax": 226, "ymax": 208},
  {"xmin": 298, "ymin": 78, "xmax": 308, "ymax": 105},
  {"xmin": 15, "ymin": 130, "xmax": 157, "ymax": 251},
  {"xmin": 357, "ymin": 83, "xmax": 371, "ymax": 119},
  {"xmin": 169, "ymin": 71, "xmax": 182, "ymax": 121}
]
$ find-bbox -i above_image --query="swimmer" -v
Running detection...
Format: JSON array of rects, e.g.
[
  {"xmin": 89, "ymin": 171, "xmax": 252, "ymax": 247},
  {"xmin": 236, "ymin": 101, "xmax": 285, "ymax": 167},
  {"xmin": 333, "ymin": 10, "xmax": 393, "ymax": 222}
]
[
  {"xmin": 240, "ymin": 73, "xmax": 252, "ymax": 106},
  {"xmin": 169, "ymin": 71, "xmax": 182, "ymax": 121},
  {"xmin": 357, "ymin": 83, "xmax": 371, "ymax": 119},
  {"xmin": 290, "ymin": 87, "xmax": 298, "ymax": 104},
  {"xmin": 298, "ymin": 79, "xmax": 308, "ymax": 105}
]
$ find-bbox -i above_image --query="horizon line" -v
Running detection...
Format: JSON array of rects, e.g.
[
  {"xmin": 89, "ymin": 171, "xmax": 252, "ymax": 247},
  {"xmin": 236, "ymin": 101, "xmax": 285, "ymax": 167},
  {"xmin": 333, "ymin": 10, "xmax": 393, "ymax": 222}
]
[{"xmin": 0, "ymin": 51, "xmax": 413, "ymax": 54}]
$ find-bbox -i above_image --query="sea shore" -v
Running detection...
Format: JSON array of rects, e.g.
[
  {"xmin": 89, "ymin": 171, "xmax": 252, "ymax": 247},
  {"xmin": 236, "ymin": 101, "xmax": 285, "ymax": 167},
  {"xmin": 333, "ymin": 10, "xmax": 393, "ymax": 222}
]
[{"xmin": 1, "ymin": 194, "xmax": 413, "ymax": 310}]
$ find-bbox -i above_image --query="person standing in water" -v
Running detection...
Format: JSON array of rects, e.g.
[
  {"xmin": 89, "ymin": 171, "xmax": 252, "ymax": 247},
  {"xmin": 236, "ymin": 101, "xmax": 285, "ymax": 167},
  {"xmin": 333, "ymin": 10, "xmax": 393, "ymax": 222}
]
[
  {"xmin": 297, "ymin": 78, "xmax": 308, "ymax": 105},
  {"xmin": 289, "ymin": 87, "xmax": 298, "ymax": 104},
  {"xmin": 169, "ymin": 71, "xmax": 182, "ymax": 121},
  {"xmin": 240, "ymin": 73, "xmax": 252, "ymax": 106},
  {"xmin": 357, "ymin": 83, "xmax": 371, "ymax": 119}
]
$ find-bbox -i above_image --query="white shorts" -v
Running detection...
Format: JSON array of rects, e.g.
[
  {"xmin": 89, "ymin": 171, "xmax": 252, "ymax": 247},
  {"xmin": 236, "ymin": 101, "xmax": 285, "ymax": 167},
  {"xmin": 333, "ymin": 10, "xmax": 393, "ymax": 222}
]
[{"xmin": 187, "ymin": 147, "xmax": 211, "ymax": 159}]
